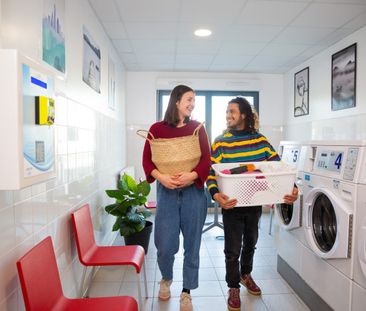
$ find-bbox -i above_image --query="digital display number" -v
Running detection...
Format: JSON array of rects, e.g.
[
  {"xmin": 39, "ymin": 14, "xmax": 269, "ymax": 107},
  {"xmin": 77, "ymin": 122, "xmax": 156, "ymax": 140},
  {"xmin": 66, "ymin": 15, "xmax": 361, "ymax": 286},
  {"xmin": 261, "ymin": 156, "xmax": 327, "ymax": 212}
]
[
  {"xmin": 292, "ymin": 149, "xmax": 299, "ymax": 163},
  {"xmin": 281, "ymin": 147, "xmax": 300, "ymax": 166},
  {"xmin": 317, "ymin": 150, "xmax": 343, "ymax": 172}
]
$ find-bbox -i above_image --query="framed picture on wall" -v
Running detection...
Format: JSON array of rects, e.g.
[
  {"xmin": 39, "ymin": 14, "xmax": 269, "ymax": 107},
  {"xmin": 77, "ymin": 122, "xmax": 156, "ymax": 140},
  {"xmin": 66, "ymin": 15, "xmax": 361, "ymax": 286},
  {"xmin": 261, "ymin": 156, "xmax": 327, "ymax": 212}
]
[
  {"xmin": 42, "ymin": 0, "xmax": 66, "ymax": 73},
  {"xmin": 108, "ymin": 56, "xmax": 116, "ymax": 110},
  {"xmin": 294, "ymin": 67, "xmax": 309, "ymax": 117},
  {"xmin": 331, "ymin": 43, "xmax": 357, "ymax": 111},
  {"xmin": 82, "ymin": 26, "xmax": 101, "ymax": 93}
]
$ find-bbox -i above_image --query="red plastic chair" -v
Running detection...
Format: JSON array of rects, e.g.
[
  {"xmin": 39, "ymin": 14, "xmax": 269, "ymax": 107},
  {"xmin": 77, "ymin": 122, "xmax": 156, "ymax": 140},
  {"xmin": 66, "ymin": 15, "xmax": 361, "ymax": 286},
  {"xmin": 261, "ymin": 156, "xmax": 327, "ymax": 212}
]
[
  {"xmin": 71, "ymin": 204, "xmax": 147, "ymax": 308},
  {"xmin": 16, "ymin": 236, "xmax": 138, "ymax": 311},
  {"xmin": 144, "ymin": 201, "xmax": 157, "ymax": 209}
]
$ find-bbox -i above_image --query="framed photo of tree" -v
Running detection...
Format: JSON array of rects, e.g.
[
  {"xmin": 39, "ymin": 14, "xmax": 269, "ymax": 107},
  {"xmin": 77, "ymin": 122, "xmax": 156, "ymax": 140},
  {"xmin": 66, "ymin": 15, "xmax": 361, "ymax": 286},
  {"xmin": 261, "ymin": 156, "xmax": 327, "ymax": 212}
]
[
  {"xmin": 294, "ymin": 67, "xmax": 309, "ymax": 117},
  {"xmin": 331, "ymin": 43, "xmax": 357, "ymax": 111}
]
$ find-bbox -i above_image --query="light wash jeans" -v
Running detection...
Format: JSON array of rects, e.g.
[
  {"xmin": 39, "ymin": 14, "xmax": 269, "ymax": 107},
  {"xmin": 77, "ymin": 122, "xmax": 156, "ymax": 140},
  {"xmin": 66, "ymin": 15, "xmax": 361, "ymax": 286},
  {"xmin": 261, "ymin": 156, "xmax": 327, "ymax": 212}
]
[{"xmin": 155, "ymin": 182, "xmax": 207, "ymax": 289}]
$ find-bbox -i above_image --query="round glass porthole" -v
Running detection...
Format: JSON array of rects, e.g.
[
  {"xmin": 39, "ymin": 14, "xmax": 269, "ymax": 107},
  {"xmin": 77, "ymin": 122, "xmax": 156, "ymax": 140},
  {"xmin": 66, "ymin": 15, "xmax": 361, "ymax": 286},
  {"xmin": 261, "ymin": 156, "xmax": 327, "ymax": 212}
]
[
  {"xmin": 280, "ymin": 203, "xmax": 293, "ymax": 225},
  {"xmin": 312, "ymin": 193, "xmax": 337, "ymax": 252}
]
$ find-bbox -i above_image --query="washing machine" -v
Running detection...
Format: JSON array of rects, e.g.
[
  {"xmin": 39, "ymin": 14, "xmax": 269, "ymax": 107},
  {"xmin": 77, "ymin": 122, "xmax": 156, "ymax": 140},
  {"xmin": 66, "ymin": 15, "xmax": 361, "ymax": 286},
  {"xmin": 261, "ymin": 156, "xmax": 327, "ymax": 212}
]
[
  {"xmin": 275, "ymin": 141, "xmax": 313, "ymax": 275},
  {"xmin": 275, "ymin": 141, "xmax": 304, "ymax": 230},
  {"xmin": 276, "ymin": 142, "xmax": 313, "ymax": 242},
  {"xmin": 350, "ymin": 181, "xmax": 366, "ymax": 310},
  {"xmin": 299, "ymin": 140, "xmax": 366, "ymax": 311},
  {"xmin": 351, "ymin": 280, "xmax": 366, "ymax": 311}
]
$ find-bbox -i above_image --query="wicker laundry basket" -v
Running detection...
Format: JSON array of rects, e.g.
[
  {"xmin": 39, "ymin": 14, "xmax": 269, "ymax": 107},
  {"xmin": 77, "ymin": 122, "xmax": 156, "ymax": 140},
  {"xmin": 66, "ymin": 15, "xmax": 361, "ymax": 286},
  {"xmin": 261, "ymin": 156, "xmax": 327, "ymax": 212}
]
[{"xmin": 137, "ymin": 123, "xmax": 203, "ymax": 174}]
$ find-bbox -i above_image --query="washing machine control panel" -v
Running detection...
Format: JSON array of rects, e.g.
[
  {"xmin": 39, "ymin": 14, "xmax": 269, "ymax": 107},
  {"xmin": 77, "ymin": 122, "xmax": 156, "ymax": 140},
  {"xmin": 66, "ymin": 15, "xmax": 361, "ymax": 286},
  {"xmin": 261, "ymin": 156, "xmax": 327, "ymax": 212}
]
[
  {"xmin": 316, "ymin": 150, "xmax": 343, "ymax": 173},
  {"xmin": 281, "ymin": 146, "xmax": 301, "ymax": 167},
  {"xmin": 314, "ymin": 147, "xmax": 360, "ymax": 181},
  {"xmin": 343, "ymin": 148, "xmax": 359, "ymax": 181}
]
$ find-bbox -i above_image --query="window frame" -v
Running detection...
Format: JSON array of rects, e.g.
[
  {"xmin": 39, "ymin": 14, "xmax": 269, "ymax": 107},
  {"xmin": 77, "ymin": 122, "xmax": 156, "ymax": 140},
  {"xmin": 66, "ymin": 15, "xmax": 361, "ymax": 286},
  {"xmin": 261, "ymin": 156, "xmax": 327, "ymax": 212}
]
[{"xmin": 157, "ymin": 90, "xmax": 259, "ymax": 142}]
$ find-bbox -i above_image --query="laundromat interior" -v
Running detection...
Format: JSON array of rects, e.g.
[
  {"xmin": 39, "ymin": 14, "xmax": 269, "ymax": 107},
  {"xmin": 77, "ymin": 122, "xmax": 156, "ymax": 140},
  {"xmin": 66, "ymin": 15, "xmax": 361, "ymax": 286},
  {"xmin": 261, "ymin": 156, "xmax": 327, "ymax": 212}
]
[{"xmin": 1, "ymin": 0, "xmax": 366, "ymax": 310}]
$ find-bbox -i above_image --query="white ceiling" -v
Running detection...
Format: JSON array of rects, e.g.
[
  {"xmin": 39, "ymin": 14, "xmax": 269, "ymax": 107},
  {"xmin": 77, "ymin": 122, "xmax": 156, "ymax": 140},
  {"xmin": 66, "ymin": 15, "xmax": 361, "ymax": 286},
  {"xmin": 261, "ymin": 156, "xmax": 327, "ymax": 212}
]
[{"xmin": 89, "ymin": 0, "xmax": 366, "ymax": 73}]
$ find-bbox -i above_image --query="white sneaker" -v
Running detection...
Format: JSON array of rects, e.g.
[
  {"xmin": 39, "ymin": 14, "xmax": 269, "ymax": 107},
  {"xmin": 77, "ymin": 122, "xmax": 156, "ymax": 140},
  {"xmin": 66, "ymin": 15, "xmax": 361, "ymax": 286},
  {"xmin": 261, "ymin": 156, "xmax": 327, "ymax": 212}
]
[
  {"xmin": 180, "ymin": 292, "xmax": 193, "ymax": 311},
  {"xmin": 158, "ymin": 279, "xmax": 172, "ymax": 300}
]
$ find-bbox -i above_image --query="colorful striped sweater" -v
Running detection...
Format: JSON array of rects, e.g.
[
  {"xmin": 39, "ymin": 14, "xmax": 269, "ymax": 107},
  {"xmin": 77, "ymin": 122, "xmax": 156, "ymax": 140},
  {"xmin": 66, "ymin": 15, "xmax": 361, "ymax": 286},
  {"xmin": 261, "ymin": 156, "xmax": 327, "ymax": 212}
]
[{"xmin": 206, "ymin": 129, "xmax": 280, "ymax": 198}]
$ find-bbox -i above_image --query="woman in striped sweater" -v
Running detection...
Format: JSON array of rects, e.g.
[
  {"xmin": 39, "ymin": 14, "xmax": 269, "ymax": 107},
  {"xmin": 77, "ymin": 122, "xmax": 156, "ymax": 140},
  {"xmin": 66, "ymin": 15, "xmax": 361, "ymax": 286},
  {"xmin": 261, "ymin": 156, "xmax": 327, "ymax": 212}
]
[{"xmin": 206, "ymin": 97, "xmax": 298, "ymax": 311}]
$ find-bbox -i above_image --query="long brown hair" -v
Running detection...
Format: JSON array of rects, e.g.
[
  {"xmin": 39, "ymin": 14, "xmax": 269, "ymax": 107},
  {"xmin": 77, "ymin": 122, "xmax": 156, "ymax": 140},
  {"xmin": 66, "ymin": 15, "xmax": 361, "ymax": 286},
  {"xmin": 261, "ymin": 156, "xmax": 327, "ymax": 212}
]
[{"xmin": 163, "ymin": 85, "xmax": 194, "ymax": 126}]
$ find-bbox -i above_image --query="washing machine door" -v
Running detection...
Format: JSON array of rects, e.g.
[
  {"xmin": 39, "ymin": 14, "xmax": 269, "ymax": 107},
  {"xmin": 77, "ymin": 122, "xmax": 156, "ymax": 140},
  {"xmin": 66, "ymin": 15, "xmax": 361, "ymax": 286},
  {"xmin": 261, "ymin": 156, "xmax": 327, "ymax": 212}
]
[
  {"xmin": 358, "ymin": 217, "xmax": 366, "ymax": 280},
  {"xmin": 304, "ymin": 187, "xmax": 352, "ymax": 259},
  {"xmin": 275, "ymin": 194, "xmax": 302, "ymax": 230}
]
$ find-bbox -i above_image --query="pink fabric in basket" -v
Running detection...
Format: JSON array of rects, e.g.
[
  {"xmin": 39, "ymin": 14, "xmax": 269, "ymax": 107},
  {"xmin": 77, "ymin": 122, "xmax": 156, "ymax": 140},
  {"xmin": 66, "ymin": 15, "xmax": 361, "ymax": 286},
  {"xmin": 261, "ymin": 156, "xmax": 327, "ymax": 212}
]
[{"xmin": 245, "ymin": 173, "xmax": 269, "ymax": 201}]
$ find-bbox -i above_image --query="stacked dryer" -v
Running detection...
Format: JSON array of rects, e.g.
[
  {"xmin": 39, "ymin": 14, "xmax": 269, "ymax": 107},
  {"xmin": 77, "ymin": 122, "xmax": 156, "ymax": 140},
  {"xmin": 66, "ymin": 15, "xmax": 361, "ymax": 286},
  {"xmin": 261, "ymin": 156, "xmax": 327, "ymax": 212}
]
[{"xmin": 298, "ymin": 140, "xmax": 366, "ymax": 311}]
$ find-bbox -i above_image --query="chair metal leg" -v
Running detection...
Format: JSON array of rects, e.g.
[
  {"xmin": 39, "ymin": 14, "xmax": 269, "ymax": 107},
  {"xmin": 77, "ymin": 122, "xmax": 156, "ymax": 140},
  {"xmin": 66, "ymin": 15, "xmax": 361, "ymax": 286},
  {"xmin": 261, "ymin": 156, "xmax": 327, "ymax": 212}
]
[
  {"xmin": 143, "ymin": 262, "xmax": 148, "ymax": 298},
  {"xmin": 84, "ymin": 266, "xmax": 95, "ymax": 297},
  {"xmin": 202, "ymin": 202, "xmax": 224, "ymax": 233},
  {"xmin": 136, "ymin": 262, "xmax": 149, "ymax": 310},
  {"xmin": 80, "ymin": 266, "xmax": 95, "ymax": 298},
  {"xmin": 137, "ymin": 273, "xmax": 143, "ymax": 310},
  {"xmin": 79, "ymin": 266, "xmax": 87, "ymax": 297}
]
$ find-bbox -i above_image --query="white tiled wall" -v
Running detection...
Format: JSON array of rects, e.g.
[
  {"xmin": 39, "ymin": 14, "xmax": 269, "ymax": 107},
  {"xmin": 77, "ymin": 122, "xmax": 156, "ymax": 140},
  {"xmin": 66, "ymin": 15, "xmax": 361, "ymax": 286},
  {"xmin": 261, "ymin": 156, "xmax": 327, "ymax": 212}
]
[
  {"xmin": 284, "ymin": 112, "xmax": 366, "ymax": 141},
  {"xmin": 283, "ymin": 26, "xmax": 366, "ymax": 141},
  {"xmin": 0, "ymin": 95, "xmax": 126, "ymax": 310}
]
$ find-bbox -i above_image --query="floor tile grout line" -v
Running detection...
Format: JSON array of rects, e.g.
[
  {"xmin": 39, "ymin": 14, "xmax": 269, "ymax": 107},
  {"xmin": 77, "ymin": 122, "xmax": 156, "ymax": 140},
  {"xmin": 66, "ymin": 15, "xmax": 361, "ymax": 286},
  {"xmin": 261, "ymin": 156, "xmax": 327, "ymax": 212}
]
[{"xmin": 88, "ymin": 213, "xmax": 310, "ymax": 311}]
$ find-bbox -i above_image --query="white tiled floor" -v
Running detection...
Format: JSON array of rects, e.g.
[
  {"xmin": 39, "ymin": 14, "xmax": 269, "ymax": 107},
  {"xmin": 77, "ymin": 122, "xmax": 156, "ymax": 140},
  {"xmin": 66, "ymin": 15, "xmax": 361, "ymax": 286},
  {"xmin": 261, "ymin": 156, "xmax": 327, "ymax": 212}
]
[{"xmin": 88, "ymin": 212, "xmax": 310, "ymax": 311}]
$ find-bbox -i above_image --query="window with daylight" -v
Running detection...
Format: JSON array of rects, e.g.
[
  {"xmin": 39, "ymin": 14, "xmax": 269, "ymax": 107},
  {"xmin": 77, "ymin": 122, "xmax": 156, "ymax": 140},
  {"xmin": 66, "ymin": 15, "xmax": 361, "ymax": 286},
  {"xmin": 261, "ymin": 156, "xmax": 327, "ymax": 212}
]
[{"xmin": 157, "ymin": 90, "xmax": 259, "ymax": 143}]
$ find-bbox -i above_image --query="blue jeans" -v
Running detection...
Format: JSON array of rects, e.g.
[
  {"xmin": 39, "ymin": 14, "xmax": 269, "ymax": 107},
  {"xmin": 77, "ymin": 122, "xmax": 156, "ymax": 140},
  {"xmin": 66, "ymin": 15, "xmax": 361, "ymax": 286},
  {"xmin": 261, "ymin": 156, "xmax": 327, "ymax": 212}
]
[
  {"xmin": 155, "ymin": 182, "xmax": 207, "ymax": 289},
  {"xmin": 222, "ymin": 206, "xmax": 262, "ymax": 288}
]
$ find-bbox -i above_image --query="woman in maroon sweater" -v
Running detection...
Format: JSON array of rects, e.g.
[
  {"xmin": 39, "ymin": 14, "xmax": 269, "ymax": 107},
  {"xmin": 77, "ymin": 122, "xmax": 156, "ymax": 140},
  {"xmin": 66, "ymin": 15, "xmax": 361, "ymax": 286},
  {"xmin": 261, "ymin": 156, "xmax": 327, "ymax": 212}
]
[{"xmin": 142, "ymin": 85, "xmax": 210, "ymax": 311}]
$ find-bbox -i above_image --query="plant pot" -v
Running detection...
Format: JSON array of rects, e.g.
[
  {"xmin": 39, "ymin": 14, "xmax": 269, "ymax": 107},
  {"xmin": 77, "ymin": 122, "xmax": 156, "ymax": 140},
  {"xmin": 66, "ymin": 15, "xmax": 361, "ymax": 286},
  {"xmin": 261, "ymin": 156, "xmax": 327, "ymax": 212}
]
[{"xmin": 124, "ymin": 220, "xmax": 153, "ymax": 254}]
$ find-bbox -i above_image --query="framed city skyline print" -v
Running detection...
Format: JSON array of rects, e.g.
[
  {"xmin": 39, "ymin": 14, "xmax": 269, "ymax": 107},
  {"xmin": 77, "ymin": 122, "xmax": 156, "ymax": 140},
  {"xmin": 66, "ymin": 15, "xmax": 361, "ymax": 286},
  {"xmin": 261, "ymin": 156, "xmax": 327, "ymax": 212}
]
[
  {"xmin": 294, "ymin": 67, "xmax": 309, "ymax": 117},
  {"xmin": 42, "ymin": 0, "xmax": 65, "ymax": 73},
  {"xmin": 331, "ymin": 43, "xmax": 356, "ymax": 111}
]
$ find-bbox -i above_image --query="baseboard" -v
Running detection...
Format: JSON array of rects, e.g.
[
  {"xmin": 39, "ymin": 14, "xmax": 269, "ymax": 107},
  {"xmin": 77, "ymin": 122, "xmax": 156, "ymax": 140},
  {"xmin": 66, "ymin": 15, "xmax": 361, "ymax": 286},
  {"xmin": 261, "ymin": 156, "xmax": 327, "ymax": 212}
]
[{"xmin": 277, "ymin": 255, "xmax": 333, "ymax": 311}]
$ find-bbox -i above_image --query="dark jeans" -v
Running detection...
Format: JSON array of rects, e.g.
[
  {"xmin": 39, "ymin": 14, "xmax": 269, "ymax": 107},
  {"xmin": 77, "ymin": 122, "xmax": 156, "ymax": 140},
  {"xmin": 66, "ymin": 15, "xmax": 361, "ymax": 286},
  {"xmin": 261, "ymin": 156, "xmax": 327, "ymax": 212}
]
[{"xmin": 222, "ymin": 206, "xmax": 262, "ymax": 288}]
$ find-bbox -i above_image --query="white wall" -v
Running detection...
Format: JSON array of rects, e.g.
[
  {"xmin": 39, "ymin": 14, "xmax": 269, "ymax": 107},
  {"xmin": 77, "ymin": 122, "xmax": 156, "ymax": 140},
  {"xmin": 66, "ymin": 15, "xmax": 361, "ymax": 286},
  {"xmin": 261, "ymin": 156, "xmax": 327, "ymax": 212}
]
[
  {"xmin": 283, "ymin": 25, "xmax": 366, "ymax": 141},
  {"xmin": 0, "ymin": 0, "xmax": 126, "ymax": 309},
  {"xmin": 126, "ymin": 72, "xmax": 284, "ymax": 200},
  {"xmin": 0, "ymin": 1, "xmax": 2, "ymax": 47}
]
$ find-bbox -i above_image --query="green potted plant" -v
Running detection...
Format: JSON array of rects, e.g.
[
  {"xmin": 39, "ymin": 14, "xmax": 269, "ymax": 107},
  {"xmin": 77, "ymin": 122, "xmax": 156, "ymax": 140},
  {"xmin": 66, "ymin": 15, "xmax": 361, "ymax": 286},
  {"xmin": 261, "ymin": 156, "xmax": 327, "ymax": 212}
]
[{"xmin": 104, "ymin": 173, "xmax": 153, "ymax": 254}]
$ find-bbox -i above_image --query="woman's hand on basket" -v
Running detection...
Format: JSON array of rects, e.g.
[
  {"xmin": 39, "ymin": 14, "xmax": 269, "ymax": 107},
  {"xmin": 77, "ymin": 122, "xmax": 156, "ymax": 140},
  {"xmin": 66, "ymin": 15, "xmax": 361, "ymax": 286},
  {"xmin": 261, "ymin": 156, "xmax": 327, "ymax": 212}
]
[
  {"xmin": 152, "ymin": 170, "xmax": 181, "ymax": 189},
  {"xmin": 283, "ymin": 187, "xmax": 298, "ymax": 204},
  {"xmin": 213, "ymin": 193, "xmax": 237, "ymax": 209},
  {"xmin": 173, "ymin": 171, "xmax": 197, "ymax": 188},
  {"xmin": 158, "ymin": 174, "xmax": 182, "ymax": 189}
]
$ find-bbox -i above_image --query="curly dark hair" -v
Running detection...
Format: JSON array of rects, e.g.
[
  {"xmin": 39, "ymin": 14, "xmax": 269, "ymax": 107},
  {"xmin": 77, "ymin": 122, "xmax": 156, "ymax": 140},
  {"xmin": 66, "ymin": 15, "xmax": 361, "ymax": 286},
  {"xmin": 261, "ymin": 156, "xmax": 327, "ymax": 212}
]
[
  {"xmin": 163, "ymin": 85, "xmax": 194, "ymax": 126},
  {"xmin": 228, "ymin": 97, "xmax": 257, "ymax": 133}
]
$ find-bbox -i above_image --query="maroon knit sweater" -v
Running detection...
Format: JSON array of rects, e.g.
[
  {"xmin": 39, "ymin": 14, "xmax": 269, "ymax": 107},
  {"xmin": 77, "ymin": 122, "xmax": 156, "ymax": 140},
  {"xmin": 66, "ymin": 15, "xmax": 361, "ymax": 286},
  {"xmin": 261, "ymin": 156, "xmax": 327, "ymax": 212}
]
[{"xmin": 142, "ymin": 120, "xmax": 211, "ymax": 188}]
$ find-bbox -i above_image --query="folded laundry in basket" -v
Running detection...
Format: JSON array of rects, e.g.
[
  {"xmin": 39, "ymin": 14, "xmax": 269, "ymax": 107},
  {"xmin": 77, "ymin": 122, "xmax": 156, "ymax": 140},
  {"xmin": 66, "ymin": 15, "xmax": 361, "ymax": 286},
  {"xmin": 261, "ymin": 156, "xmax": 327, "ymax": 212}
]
[{"xmin": 221, "ymin": 163, "xmax": 256, "ymax": 174}]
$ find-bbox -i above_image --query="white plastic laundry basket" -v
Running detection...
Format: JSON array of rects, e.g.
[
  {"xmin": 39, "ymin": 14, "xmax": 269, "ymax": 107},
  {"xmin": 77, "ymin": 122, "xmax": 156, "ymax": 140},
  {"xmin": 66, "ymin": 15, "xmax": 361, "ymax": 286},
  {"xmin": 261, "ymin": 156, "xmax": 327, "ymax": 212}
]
[{"xmin": 212, "ymin": 161, "xmax": 296, "ymax": 207}]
